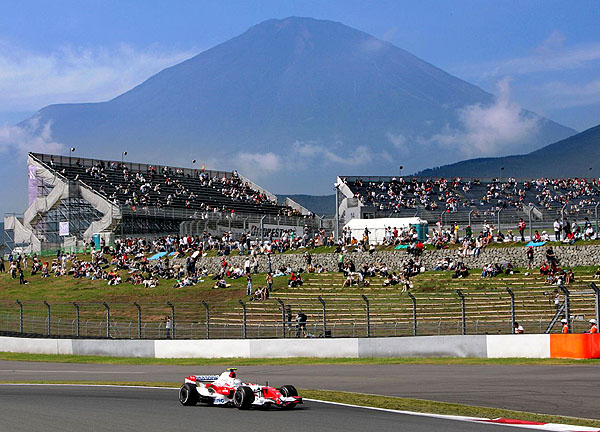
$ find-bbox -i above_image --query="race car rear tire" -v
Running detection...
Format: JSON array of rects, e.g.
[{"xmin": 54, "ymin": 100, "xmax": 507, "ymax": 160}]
[
  {"xmin": 233, "ymin": 386, "xmax": 254, "ymax": 410},
  {"xmin": 279, "ymin": 385, "xmax": 298, "ymax": 397},
  {"xmin": 179, "ymin": 383, "xmax": 199, "ymax": 406}
]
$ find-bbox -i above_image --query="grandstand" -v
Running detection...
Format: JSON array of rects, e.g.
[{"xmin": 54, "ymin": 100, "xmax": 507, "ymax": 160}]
[
  {"xmin": 336, "ymin": 175, "xmax": 600, "ymax": 236},
  {"xmin": 3, "ymin": 153, "xmax": 324, "ymax": 253}
]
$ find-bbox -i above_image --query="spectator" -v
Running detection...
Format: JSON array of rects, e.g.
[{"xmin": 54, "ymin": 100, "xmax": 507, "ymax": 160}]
[
  {"xmin": 246, "ymin": 274, "xmax": 253, "ymax": 296},
  {"xmin": 513, "ymin": 321, "xmax": 524, "ymax": 334},
  {"xmin": 561, "ymin": 318, "xmax": 569, "ymax": 334},
  {"xmin": 295, "ymin": 311, "xmax": 307, "ymax": 338},
  {"xmin": 517, "ymin": 218, "xmax": 526, "ymax": 242},
  {"xmin": 554, "ymin": 219, "xmax": 561, "ymax": 241},
  {"xmin": 526, "ymin": 246, "xmax": 534, "ymax": 269},
  {"xmin": 586, "ymin": 319, "xmax": 598, "ymax": 334},
  {"xmin": 266, "ymin": 272, "xmax": 273, "ymax": 292},
  {"xmin": 0, "ymin": 256, "xmax": 4, "ymax": 273},
  {"xmin": 165, "ymin": 316, "xmax": 172, "ymax": 339}
]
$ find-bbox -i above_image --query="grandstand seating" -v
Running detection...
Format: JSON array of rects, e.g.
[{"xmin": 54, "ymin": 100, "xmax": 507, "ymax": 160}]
[
  {"xmin": 340, "ymin": 176, "xmax": 600, "ymax": 226},
  {"xmin": 31, "ymin": 153, "xmax": 293, "ymax": 216}
]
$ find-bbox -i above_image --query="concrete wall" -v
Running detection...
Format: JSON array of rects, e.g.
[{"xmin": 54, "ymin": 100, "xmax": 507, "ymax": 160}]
[
  {"xmin": 358, "ymin": 335, "xmax": 487, "ymax": 358},
  {"xmin": 486, "ymin": 334, "xmax": 550, "ymax": 358},
  {"xmin": 0, "ymin": 334, "xmax": 576, "ymax": 359}
]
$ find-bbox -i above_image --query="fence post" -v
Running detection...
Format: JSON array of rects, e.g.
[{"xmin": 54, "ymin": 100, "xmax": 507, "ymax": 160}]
[
  {"xmin": 259, "ymin": 215, "xmax": 266, "ymax": 242},
  {"xmin": 133, "ymin": 302, "xmax": 142, "ymax": 339},
  {"xmin": 594, "ymin": 203, "xmax": 600, "ymax": 236},
  {"xmin": 102, "ymin": 302, "xmax": 110, "ymax": 338},
  {"xmin": 527, "ymin": 205, "xmax": 533, "ymax": 241},
  {"xmin": 238, "ymin": 299, "xmax": 247, "ymax": 339},
  {"xmin": 407, "ymin": 292, "xmax": 417, "ymax": 336},
  {"xmin": 167, "ymin": 301, "xmax": 175, "ymax": 339},
  {"xmin": 590, "ymin": 282, "xmax": 600, "ymax": 327},
  {"xmin": 497, "ymin": 208, "xmax": 502, "ymax": 233},
  {"xmin": 72, "ymin": 302, "xmax": 80, "ymax": 337},
  {"xmin": 468, "ymin": 209, "xmax": 473, "ymax": 228},
  {"xmin": 559, "ymin": 284, "xmax": 570, "ymax": 332},
  {"xmin": 456, "ymin": 290, "xmax": 466, "ymax": 335},
  {"xmin": 43, "ymin": 301, "xmax": 51, "ymax": 336},
  {"xmin": 15, "ymin": 300, "xmax": 23, "ymax": 333},
  {"xmin": 318, "ymin": 296, "xmax": 327, "ymax": 336},
  {"xmin": 275, "ymin": 298, "xmax": 286, "ymax": 338},
  {"xmin": 506, "ymin": 287, "xmax": 515, "ymax": 334},
  {"xmin": 201, "ymin": 300, "xmax": 210, "ymax": 339},
  {"xmin": 361, "ymin": 294, "xmax": 370, "ymax": 337}
]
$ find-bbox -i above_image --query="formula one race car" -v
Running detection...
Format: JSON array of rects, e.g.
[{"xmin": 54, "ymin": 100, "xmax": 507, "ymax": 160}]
[{"xmin": 178, "ymin": 368, "xmax": 303, "ymax": 410}]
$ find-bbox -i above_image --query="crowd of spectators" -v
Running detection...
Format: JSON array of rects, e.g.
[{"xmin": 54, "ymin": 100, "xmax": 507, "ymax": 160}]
[
  {"xmin": 51, "ymin": 156, "xmax": 301, "ymax": 217},
  {"xmin": 341, "ymin": 176, "xmax": 600, "ymax": 217}
]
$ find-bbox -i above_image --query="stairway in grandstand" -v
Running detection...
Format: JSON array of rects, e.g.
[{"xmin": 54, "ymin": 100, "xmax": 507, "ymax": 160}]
[{"xmin": 209, "ymin": 272, "xmax": 599, "ymax": 337}]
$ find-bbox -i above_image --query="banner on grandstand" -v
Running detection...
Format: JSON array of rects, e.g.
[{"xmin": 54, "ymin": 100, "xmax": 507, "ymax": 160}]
[
  {"xmin": 59, "ymin": 221, "xmax": 70, "ymax": 237},
  {"xmin": 28, "ymin": 164, "xmax": 37, "ymax": 206}
]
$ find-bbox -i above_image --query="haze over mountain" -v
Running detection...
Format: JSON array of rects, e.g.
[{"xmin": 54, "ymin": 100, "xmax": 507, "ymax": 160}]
[
  {"xmin": 417, "ymin": 123, "xmax": 600, "ymax": 178},
  {"xmin": 19, "ymin": 17, "xmax": 575, "ymax": 196}
]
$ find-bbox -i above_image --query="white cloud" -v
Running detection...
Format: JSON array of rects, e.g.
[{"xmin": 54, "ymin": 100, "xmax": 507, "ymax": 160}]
[
  {"xmin": 0, "ymin": 41, "xmax": 196, "ymax": 114},
  {"xmin": 454, "ymin": 32, "xmax": 600, "ymax": 80},
  {"xmin": 0, "ymin": 115, "xmax": 64, "ymax": 156},
  {"xmin": 233, "ymin": 152, "xmax": 282, "ymax": 180},
  {"xmin": 386, "ymin": 132, "xmax": 408, "ymax": 151},
  {"xmin": 423, "ymin": 78, "xmax": 539, "ymax": 158},
  {"xmin": 538, "ymin": 79, "xmax": 600, "ymax": 109},
  {"xmin": 292, "ymin": 141, "xmax": 372, "ymax": 166}
]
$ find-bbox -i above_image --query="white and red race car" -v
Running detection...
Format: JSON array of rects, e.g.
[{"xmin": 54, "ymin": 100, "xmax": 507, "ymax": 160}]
[{"xmin": 178, "ymin": 368, "xmax": 303, "ymax": 410}]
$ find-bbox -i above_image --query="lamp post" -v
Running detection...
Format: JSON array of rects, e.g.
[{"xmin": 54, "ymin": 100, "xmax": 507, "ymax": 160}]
[
  {"xmin": 191, "ymin": 159, "xmax": 196, "ymax": 174},
  {"xmin": 121, "ymin": 151, "xmax": 127, "ymax": 167},
  {"xmin": 334, "ymin": 183, "xmax": 340, "ymax": 242},
  {"xmin": 69, "ymin": 147, "xmax": 75, "ymax": 166},
  {"xmin": 399, "ymin": 165, "xmax": 403, "ymax": 177}
]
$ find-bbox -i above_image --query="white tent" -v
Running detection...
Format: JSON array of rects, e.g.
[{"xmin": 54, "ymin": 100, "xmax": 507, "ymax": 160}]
[{"xmin": 343, "ymin": 217, "xmax": 427, "ymax": 245}]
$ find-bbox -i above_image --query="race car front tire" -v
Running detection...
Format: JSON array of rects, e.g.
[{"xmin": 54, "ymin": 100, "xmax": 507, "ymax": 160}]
[
  {"xmin": 233, "ymin": 386, "xmax": 255, "ymax": 410},
  {"xmin": 179, "ymin": 383, "xmax": 199, "ymax": 406},
  {"xmin": 279, "ymin": 385, "xmax": 298, "ymax": 397}
]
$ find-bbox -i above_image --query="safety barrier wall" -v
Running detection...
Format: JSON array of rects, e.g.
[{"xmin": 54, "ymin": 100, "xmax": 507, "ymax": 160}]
[{"xmin": 1, "ymin": 334, "xmax": 599, "ymax": 359}]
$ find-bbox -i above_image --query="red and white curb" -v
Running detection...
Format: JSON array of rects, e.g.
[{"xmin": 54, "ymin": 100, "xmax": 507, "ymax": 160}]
[
  {"xmin": 306, "ymin": 398, "xmax": 599, "ymax": 432},
  {"xmin": 0, "ymin": 384, "xmax": 596, "ymax": 432}
]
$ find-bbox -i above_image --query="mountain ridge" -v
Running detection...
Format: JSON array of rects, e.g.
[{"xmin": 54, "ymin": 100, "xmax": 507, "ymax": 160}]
[{"xmin": 416, "ymin": 123, "xmax": 600, "ymax": 178}]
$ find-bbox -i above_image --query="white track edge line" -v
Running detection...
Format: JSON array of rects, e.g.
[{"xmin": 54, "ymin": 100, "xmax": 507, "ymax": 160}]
[{"xmin": 0, "ymin": 384, "xmax": 595, "ymax": 432}]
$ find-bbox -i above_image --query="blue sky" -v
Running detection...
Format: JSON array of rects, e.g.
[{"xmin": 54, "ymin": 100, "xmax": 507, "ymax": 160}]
[
  {"xmin": 0, "ymin": 0, "xmax": 600, "ymax": 218},
  {"xmin": 0, "ymin": 0, "xmax": 599, "ymax": 131}
]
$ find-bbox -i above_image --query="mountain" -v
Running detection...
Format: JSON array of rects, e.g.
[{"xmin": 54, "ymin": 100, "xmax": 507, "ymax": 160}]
[
  {"xmin": 416, "ymin": 124, "xmax": 600, "ymax": 178},
  {"xmin": 21, "ymin": 17, "xmax": 575, "ymax": 196}
]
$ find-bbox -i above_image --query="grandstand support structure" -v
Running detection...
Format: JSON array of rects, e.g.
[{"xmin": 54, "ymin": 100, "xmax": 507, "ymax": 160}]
[{"xmin": 4, "ymin": 153, "xmax": 121, "ymax": 253}]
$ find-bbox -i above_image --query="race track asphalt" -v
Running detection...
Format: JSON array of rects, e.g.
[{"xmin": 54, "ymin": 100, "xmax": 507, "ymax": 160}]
[
  {"xmin": 0, "ymin": 361, "xmax": 597, "ymax": 420},
  {"xmin": 0, "ymin": 385, "xmax": 523, "ymax": 432}
]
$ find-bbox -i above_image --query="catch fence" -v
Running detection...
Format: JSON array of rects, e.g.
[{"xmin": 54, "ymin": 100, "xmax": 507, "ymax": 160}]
[{"xmin": 2, "ymin": 284, "xmax": 598, "ymax": 339}]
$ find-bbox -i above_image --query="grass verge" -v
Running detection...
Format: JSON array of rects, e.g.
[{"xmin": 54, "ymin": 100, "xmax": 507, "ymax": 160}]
[
  {"xmin": 1, "ymin": 351, "xmax": 600, "ymax": 365},
  {"xmin": 0, "ymin": 380, "xmax": 598, "ymax": 428}
]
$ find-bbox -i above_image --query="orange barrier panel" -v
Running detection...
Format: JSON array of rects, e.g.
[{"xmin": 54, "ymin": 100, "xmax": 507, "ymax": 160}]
[{"xmin": 550, "ymin": 334, "xmax": 600, "ymax": 359}]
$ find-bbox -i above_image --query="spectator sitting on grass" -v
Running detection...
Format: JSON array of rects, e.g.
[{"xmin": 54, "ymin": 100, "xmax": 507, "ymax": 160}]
[{"xmin": 453, "ymin": 262, "xmax": 469, "ymax": 279}]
